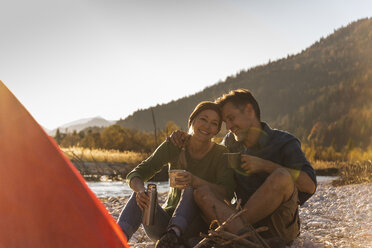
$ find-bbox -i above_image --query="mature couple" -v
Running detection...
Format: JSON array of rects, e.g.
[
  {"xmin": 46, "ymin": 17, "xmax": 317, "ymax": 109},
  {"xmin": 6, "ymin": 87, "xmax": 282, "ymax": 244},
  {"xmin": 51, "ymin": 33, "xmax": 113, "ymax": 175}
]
[{"xmin": 117, "ymin": 89, "xmax": 317, "ymax": 247}]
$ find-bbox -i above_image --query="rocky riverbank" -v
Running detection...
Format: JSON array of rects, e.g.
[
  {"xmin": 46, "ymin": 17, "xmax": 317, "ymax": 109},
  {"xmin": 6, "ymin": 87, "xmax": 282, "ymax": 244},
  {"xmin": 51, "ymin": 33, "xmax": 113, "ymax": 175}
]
[
  {"xmin": 290, "ymin": 181, "xmax": 371, "ymax": 247},
  {"xmin": 101, "ymin": 180, "xmax": 372, "ymax": 247}
]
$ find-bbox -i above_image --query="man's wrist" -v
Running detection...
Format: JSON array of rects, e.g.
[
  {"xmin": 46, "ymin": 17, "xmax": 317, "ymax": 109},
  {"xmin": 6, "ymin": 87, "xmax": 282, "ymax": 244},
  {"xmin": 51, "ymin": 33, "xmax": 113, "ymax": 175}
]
[{"xmin": 264, "ymin": 160, "xmax": 279, "ymax": 173}]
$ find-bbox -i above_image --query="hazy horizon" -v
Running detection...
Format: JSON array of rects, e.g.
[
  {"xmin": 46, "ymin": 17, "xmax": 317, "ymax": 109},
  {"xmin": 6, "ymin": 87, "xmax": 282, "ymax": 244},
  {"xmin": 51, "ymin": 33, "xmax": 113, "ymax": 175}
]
[{"xmin": 1, "ymin": 0, "xmax": 371, "ymax": 130}]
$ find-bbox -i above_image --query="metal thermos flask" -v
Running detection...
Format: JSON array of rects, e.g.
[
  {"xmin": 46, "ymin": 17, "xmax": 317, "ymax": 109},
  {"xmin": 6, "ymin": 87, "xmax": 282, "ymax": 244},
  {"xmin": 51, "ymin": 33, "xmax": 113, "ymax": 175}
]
[{"xmin": 142, "ymin": 183, "xmax": 157, "ymax": 225}]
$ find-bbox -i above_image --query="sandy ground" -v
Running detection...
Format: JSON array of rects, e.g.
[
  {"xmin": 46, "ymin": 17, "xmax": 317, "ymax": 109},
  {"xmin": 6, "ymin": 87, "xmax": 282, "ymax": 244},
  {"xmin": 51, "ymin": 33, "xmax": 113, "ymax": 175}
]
[{"xmin": 101, "ymin": 180, "xmax": 372, "ymax": 248}]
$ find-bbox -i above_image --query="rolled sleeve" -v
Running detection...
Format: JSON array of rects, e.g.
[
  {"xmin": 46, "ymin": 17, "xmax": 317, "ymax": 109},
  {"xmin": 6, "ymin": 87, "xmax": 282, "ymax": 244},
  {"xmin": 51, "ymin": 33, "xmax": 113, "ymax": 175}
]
[{"xmin": 281, "ymin": 139, "xmax": 317, "ymax": 204}]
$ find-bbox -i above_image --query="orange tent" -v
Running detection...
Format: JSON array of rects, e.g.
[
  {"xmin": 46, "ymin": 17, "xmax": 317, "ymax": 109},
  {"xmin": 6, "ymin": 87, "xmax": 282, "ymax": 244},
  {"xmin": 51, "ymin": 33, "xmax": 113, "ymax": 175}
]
[{"xmin": 0, "ymin": 81, "xmax": 128, "ymax": 247}]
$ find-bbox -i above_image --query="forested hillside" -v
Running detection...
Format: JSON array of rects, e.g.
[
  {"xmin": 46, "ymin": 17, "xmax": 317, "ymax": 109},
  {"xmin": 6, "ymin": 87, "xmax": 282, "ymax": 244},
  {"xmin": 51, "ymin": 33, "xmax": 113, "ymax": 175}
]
[{"xmin": 117, "ymin": 18, "xmax": 372, "ymax": 150}]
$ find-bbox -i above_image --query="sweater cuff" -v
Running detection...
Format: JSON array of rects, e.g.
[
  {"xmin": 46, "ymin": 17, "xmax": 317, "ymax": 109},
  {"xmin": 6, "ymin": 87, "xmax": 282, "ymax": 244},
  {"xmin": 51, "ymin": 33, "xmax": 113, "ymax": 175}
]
[{"xmin": 126, "ymin": 172, "xmax": 143, "ymax": 185}]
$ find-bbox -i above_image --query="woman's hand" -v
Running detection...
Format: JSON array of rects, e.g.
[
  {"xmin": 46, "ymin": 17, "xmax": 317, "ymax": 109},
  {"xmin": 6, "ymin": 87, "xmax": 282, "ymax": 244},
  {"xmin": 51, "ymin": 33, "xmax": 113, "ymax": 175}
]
[
  {"xmin": 129, "ymin": 177, "xmax": 150, "ymax": 211},
  {"xmin": 135, "ymin": 191, "xmax": 150, "ymax": 211},
  {"xmin": 175, "ymin": 171, "xmax": 194, "ymax": 190}
]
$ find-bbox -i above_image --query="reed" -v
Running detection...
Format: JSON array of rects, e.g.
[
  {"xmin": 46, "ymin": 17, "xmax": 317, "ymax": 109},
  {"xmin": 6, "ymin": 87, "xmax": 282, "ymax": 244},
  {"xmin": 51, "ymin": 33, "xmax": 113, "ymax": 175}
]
[
  {"xmin": 332, "ymin": 160, "xmax": 372, "ymax": 186},
  {"xmin": 311, "ymin": 160, "xmax": 371, "ymax": 185},
  {"xmin": 61, "ymin": 147, "xmax": 371, "ymax": 185},
  {"xmin": 302, "ymin": 144, "xmax": 372, "ymax": 162},
  {"xmin": 61, "ymin": 146, "xmax": 148, "ymax": 165}
]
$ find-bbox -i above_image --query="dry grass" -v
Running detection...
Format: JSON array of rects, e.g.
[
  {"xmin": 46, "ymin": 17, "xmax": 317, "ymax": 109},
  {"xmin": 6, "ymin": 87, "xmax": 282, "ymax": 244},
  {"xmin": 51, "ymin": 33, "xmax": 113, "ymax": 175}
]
[
  {"xmin": 312, "ymin": 160, "xmax": 341, "ymax": 170},
  {"xmin": 60, "ymin": 147, "xmax": 371, "ymax": 185},
  {"xmin": 311, "ymin": 160, "xmax": 339, "ymax": 176},
  {"xmin": 312, "ymin": 160, "xmax": 372, "ymax": 185},
  {"xmin": 303, "ymin": 144, "xmax": 372, "ymax": 163},
  {"xmin": 332, "ymin": 160, "xmax": 372, "ymax": 186},
  {"xmin": 61, "ymin": 147, "xmax": 148, "ymax": 165},
  {"xmin": 347, "ymin": 147, "xmax": 372, "ymax": 161}
]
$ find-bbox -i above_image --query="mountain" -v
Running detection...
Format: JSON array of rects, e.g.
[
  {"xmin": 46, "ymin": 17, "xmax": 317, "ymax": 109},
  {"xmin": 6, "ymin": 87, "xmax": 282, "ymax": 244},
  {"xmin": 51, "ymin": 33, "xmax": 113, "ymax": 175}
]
[
  {"xmin": 47, "ymin": 117, "xmax": 114, "ymax": 136},
  {"xmin": 117, "ymin": 18, "xmax": 372, "ymax": 149}
]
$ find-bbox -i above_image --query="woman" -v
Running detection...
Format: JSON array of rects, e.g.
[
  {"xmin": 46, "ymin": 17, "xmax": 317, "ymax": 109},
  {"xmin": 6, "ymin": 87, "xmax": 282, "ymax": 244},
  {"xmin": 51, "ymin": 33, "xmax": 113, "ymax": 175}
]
[{"xmin": 117, "ymin": 101, "xmax": 236, "ymax": 247}]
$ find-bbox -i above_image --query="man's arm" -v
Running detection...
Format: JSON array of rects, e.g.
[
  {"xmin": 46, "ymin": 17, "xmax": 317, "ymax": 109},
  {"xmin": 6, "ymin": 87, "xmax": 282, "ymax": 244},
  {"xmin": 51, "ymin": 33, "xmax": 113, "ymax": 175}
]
[
  {"xmin": 241, "ymin": 154, "xmax": 316, "ymax": 194},
  {"xmin": 168, "ymin": 130, "xmax": 189, "ymax": 148}
]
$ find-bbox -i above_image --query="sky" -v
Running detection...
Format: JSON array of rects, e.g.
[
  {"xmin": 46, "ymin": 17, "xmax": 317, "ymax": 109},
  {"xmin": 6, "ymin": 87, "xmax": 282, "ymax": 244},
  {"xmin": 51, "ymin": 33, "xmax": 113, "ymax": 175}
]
[{"xmin": 1, "ymin": 0, "xmax": 371, "ymax": 130}]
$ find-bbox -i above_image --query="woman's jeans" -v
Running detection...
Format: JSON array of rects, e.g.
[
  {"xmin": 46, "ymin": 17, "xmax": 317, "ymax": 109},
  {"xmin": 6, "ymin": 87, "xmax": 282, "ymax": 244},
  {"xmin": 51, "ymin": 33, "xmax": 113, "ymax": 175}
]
[{"xmin": 117, "ymin": 187, "xmax": 207, "ymax": 242}]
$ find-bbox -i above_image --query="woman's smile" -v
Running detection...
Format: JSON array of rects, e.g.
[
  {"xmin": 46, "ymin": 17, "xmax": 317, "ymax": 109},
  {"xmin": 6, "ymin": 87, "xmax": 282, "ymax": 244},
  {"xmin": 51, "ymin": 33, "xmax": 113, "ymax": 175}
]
[{"xmin": 198, "ymin": 129, "xmax": 211, "ymax": 135}]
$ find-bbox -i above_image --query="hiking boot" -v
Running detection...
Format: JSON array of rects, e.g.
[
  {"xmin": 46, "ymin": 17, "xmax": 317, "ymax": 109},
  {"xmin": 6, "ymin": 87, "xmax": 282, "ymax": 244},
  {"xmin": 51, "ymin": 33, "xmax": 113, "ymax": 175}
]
[{"xmin": 155, "ymin": 229, "xmax": 184, "ymax": 248}]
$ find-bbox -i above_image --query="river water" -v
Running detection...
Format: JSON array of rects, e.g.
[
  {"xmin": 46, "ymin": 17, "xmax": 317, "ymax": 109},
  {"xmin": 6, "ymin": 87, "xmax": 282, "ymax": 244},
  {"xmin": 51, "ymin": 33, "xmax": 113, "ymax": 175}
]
[
  {"xmin": 86, "ymin": 181, "xmax": 169, "ymax": 198},
  {"xmin": 86, "ymin": 176, "xmax": 336, "ymax": 198}
]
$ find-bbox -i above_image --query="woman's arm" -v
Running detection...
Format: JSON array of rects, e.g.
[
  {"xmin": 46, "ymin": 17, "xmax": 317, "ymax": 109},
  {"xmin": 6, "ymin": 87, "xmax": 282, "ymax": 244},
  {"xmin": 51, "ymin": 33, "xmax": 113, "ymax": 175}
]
[
  {"xmin": 126, "ymin": 141, "xmax": 179, "ymax": 210},
  {"xmin": 126, "ymin": 140, "xmax": 178, "ymax": 183},
  {"xmin": 129, "ymin": 176, "xmax": 149, "ymax": 210},
  {"xmin": 176, "ymin": 172, "xmax": 228, "ymax": 197},
  {"xmin": 129, "ymin": 176, "xmax": 146, "ymax": 193}
]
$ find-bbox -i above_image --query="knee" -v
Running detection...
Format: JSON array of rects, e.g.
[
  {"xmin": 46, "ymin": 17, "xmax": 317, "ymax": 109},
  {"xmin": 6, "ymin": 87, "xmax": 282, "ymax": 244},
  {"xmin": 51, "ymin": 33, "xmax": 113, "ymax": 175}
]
[
  {"xmin": 267, "ymin": 168, "xmax": 293, "ymax": 193},
  {"xmin": 146, "ymin": 231, "xmax": 162, "ymax": 242},
  {"xmin": 193, "ymin": 185, "xmax": 213, "ymax": 205}
]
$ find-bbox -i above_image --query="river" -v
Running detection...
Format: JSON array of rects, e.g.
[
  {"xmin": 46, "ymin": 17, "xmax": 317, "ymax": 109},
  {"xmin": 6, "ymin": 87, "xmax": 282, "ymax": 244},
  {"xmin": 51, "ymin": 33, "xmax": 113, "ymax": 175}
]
[{"xmin": 86, "ymin": 176, "xmax": 336, "ymax": 198}]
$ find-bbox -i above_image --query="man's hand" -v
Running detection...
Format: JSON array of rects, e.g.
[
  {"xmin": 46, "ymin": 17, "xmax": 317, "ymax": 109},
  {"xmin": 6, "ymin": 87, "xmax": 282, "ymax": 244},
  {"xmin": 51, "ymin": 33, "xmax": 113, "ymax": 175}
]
[
  {"xmin": 240, "ymin": 154, "xmax": 267, "ymax": 174},
  {"xmin": 168, "ymin": 130, "xmax": 189, "ymax": 148},
  {"xmin": 241, "ymin": 155, "xmax": 316, "ymax": 194}
]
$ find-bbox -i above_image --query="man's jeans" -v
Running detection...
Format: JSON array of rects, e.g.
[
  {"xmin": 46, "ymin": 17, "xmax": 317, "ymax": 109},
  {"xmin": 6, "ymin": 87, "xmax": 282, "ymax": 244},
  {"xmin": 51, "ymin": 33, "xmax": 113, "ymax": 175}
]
[{"xmin": 117, "ymin": 187, "xmax": 206, "ymax": 242}]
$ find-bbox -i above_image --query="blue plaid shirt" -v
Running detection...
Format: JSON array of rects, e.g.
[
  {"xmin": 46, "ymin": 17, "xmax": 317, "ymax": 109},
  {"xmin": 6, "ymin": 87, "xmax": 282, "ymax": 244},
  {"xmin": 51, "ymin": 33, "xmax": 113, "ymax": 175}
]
[{"xmin": 222, "ymin": 122, "xmax": 317, "ymax": 206}]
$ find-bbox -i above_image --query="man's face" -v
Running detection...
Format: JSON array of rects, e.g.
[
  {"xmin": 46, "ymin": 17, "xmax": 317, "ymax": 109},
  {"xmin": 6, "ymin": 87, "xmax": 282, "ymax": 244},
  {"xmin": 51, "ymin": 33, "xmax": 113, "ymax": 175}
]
[{"xmin": 221, "ymin": 102, "xmax": 255, "ymax": 142}]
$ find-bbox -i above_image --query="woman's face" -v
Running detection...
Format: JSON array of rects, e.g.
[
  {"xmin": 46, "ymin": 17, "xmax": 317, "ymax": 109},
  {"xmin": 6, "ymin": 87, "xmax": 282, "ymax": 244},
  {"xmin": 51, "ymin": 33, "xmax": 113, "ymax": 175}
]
[{"xmin": 190, "ymin": 109, "xmax": 220, "ymax": 141}]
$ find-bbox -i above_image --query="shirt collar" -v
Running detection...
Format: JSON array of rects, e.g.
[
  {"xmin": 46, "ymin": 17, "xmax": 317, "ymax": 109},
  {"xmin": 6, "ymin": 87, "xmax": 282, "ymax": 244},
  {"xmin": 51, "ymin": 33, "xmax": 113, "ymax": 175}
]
[{"xmin": 244, "ymin": 122, "xmax": 271, "ymax": 151}]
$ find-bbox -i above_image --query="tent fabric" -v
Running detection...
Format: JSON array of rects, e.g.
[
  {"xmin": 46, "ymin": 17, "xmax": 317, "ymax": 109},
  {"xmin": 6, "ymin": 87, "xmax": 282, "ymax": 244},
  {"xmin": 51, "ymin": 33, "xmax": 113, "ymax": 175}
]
[{"xmin": 0, "ymin": 81, "xmax": 128, "ymax": 247}]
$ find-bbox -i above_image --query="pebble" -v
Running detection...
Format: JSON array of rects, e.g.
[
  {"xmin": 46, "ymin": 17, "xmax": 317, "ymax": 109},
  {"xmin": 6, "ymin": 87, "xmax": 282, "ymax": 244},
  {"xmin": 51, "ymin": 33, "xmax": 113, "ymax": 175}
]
[
  {"xmin": 101, "ymin": 182, "xmax": 372, "ymax": 247},
  {"xmin": 290, "ymin": 182, "xmax": 372, "ymax": 248}
]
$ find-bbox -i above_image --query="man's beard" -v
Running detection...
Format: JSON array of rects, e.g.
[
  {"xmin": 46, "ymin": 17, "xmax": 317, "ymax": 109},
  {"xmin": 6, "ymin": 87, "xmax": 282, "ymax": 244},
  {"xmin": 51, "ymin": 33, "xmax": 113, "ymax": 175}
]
[{"xmin": 233, "ymin": 128, "xmax": 250, "ymax": 142}]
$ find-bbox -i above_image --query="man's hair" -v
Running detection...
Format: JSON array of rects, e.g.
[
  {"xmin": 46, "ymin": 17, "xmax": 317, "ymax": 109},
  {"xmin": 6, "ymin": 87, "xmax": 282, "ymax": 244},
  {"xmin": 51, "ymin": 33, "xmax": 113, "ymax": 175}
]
[
  {"xmin": 188, "ymin": 101, "xmax": 222, "ymax": 132},
  {"xmin": 215, "ymin": 89, "xmax": 261, "ymax": 120}
]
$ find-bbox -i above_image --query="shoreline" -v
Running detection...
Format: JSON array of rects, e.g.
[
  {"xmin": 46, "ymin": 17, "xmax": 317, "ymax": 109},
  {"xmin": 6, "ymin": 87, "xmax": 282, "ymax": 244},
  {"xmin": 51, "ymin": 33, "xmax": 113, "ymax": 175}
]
[
  {"xmin": 101, "ymin": 180, "xmax": 372, "ymax": 248},
  {"xmin": 84, "ymin": 167, "xmax": 341, "ymax": 182}
]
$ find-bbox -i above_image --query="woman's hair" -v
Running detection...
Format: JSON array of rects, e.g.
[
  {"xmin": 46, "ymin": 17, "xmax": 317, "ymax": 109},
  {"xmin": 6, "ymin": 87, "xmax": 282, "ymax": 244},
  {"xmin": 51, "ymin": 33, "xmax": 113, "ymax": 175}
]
[{"xmin": 188, "ymin": 101, "xmax": 222, "ymax": 133}]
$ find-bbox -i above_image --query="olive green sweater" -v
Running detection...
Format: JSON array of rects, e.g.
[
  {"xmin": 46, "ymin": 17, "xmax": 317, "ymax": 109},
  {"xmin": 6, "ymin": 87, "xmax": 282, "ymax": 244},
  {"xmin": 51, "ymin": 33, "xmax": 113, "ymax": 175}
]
[{"xmin": 127, "ymin": 140, "xmax": 236, "ymax": 215}]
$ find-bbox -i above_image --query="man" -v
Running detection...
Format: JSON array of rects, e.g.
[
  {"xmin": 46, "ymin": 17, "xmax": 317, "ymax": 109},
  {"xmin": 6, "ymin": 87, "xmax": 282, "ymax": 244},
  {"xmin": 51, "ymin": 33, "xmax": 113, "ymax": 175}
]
[{"xmin": 170, "ymin": 89, "xmax": 316, "ymax": 245}]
